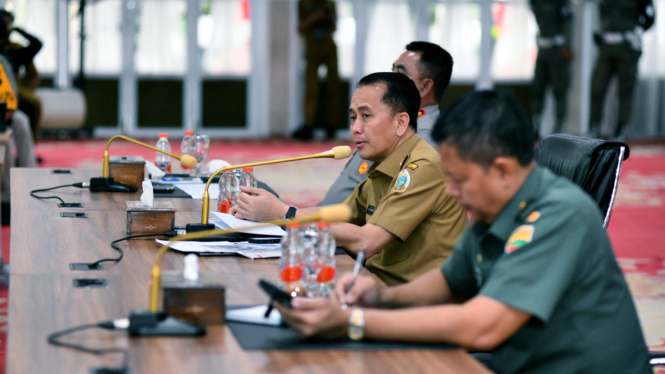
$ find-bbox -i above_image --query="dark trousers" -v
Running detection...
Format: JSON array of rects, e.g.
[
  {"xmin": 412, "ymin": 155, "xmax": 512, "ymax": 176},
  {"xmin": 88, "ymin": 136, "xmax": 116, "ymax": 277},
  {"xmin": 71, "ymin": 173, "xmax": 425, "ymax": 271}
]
[
  {"xmin": 590, "ymin": 43, "xmax": 641, "ymax": 135},
  {"xmin": 304, "ymin": 41, "xmax": 340, "ymax": 127},
  {"xmin": 532, "ymin": 48, "xmax": 570, "ymax": 132}
]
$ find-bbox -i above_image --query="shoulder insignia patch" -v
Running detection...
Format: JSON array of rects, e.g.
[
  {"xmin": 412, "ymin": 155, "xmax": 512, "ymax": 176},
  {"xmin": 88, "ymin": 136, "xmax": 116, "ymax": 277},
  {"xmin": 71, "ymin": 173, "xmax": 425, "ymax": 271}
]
[
  {"xmin": 393, "ymin": 169, "xmax": 411, "ymax": 193},
  {"xmin": 358, "ymin": 161, "xmax": 369, "ymax": 175},
  {"xmin": 406, "ymin": 163, "xmax": 419, "ymax": 170},
  {"xmin": 505, "ymin": 225, "xmax": 534, "ymax": 254},
  {"xmin": 418, "ymin": 108, "xmax": 426, "ymax": 118},
  {"xmin": 525, "ymin": 211, "xmax": 540, "ymax": 223}
]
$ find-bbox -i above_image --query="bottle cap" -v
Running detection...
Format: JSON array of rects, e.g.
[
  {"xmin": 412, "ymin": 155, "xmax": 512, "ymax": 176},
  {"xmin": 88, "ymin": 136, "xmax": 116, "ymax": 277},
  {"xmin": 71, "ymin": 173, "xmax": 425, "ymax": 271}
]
[
  {"xmin": 317, "ymin": 221, "xmax": 331, "ymax": 228},
  {"xmin": 286, "ymin": 222, "xmax": 300, "ymax": 229},
  {"xmin": 242, "ymin": 167, "xmax": 253, "ymax": 172},
  {"xmin": 159, "ymin": 133, "xmax": 168, "ymax": 138},
  {"xmin": 184, "ymin": 130, "xmax": 194, "ymax": 135}
]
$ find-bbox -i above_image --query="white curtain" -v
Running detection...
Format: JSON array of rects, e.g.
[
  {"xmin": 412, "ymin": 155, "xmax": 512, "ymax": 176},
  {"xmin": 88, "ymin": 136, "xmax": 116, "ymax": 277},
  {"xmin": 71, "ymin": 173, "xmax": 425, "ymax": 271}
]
[
  {"xmin": 10, "ymin": 0, "xmax": 56, "ymax": 73},
  {"xmin": 69, "ymin": 0, "xmax": 122, "ymax": 73},
  {"xmin": 334, "ymin": 0, "xmax": 354, "ymax": 78},
  {"xmin": 429, "ymin": 2, "xmax": 481, "ymax": 81},
  {"xmin": 491, "ymin": 2, "xmax": 537, "ymax": 80},
  {"xmin": 365, "ymin": 1, "xmax": 414, "ymax": 75},
  {"xmin": 136, "ymin": 0, "xmax": 187, "ymax": 74},
  {"xmin": 202, "ymin": 0, "xmax": 251, "ymax": 75}
]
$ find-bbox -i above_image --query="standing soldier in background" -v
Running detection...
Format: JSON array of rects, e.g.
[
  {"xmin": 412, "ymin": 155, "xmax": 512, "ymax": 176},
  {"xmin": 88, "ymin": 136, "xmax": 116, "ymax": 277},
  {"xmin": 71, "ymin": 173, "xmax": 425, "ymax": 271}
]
[
  {"xmin": 588, "ymin": 0, "xmax": 655, "ymax": 141},
  {"xmin": 530, "ymin": 0, "xmax": 573, "ymax": 138},
  {"xmin": 292, "ymin": 0, "xmax": 341, "ymax": 141}
]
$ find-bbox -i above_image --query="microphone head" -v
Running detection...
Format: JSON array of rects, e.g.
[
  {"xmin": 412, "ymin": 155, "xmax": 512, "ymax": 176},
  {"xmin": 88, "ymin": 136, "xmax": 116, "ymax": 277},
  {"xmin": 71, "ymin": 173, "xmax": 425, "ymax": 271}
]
[
  {"xmin": 318, "ymin": 204, "xmax": 351, "ymax": 223},
  {"xmin": 180, "ymin": 154, "xmax": 198, "ymax": 168},
  {"xmin": 332, "ymin": 146, "xmax": 352, "ymax": 160}
]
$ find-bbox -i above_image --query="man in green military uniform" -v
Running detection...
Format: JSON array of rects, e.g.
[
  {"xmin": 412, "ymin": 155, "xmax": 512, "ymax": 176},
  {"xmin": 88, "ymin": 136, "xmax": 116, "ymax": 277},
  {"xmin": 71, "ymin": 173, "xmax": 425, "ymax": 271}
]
[
  {"xmin": 589, "ymin": 0, "xmax": 655, "ymax": 140},
  {"xmin": 530, "ymin": 0, "xmax": 572, "ymax": 137},
  {"xmin": 292, "ymin": 0, "xmax": 341, "ymax": 141},
  {"xmin": 275, "ymin": 90, "xmax": 651, "ymax": 374}
]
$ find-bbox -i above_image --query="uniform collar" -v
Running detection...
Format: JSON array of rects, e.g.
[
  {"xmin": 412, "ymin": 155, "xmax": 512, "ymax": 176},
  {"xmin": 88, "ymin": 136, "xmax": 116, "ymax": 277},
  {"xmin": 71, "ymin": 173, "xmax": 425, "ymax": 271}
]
[
  {"xmin": 369, "ymin": 134, "xmax": 420, "ymax": 178},
  {"xmin": 487, "ymin": 166, "xmax": 544, "ymax": 242}
]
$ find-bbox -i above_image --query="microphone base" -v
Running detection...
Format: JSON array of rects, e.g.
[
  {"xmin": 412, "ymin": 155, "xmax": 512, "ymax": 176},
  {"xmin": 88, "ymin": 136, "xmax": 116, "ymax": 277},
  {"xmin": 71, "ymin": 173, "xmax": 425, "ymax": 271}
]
[
  {"xmin": 185, "ymin": 223, "xmax": 216, "ymax": 233},
  {"xmin": 90, "ymin": 177, "xmax": 139, "ymax": 193},
  {"xmin": 128, "ymin": 309, "xmax": 206, "ymax": 337}
]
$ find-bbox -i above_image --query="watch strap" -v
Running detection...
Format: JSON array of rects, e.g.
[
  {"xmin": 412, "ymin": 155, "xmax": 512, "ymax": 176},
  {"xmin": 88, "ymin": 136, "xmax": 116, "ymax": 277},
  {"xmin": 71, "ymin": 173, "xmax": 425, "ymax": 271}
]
[{"xmin": 285, "ymin": 205, "xmax": 298, "ymax": 219}]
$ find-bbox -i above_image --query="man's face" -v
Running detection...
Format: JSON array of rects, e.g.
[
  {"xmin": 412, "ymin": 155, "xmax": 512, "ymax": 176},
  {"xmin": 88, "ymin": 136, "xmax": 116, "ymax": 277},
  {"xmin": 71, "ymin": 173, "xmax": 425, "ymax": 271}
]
[
  {"xmin": 349, "ymin": 84, "xmax": 401, "ymax": 163},
  {"xmin": 392, "ymin": 51, "xmax": 425, "ymax": 98},
  {"xmin": 438, "ymin": 143, "xmax": 505, "ymax": 223}
]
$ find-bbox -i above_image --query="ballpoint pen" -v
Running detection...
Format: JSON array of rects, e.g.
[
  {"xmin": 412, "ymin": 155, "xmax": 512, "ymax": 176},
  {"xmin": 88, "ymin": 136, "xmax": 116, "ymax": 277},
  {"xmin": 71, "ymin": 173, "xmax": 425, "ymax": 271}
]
[{"xmin": 341, "ymin": 250, "xmax": 365, "ymax": 310}]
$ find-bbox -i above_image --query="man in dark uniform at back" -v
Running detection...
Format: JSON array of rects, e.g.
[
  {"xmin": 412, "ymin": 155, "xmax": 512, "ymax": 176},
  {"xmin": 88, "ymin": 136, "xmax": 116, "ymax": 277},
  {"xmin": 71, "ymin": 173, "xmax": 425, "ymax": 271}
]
[
  {"xmin": 274, "ymin": 90, "xmax": 651, "ymax": 374},
  {"xmin": 292, "ymin": 0, "xmax": 341, "ymax": 141},
  {"xmin": 530, "ymin": 0, "xmax": 573, "ymax": 137},
  {"xmin": 588, "ymin": 0, "xmax": 655, "ymax": 140}
]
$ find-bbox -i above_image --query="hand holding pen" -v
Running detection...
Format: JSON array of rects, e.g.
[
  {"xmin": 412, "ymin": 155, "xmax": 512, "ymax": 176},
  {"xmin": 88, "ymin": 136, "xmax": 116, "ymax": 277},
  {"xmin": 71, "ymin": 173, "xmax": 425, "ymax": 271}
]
[{"xmin": 341, "ymin": 250, "xmax": 365, "ymax": 310}]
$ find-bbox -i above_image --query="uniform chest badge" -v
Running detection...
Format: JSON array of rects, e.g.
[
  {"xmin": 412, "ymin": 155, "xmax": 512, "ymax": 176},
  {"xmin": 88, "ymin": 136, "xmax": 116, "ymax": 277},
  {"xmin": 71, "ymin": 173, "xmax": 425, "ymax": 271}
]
[
  {"xmin": 418, "ymin": 108, "xmax": 426, "ymax": 118},
  {"xmin": 358, "ymin": 161, "xmax": 369, "ymax": 175},
  {"xmin": 526, "ymin": 211, "xmax": 540, "ymax": 222},
  {"xmin": 505, "ymin": 225, "xmax": 534, "ymax": 254},
  {"xmin": 393, "ymin": 169, "xmax": 411, "ymax": 193}
]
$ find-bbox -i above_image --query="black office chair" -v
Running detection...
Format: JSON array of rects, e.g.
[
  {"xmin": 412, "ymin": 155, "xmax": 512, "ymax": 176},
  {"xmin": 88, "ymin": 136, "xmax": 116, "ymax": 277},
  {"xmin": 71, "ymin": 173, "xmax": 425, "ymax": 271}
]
[{"xmin": 534, "ymin": 134, "xmax": 629, "ymax": 229}]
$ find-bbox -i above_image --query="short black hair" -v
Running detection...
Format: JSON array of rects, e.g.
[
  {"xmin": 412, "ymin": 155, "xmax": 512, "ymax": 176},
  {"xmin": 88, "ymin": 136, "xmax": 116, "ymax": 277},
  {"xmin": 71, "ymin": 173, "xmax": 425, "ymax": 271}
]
[
  {"xmin": 406, "ymin": 41, "xmax": 453, "ymax": 103},
  {"xmin": 357, "ymin": 72, "xmax": 421, "ymax": 132},
  {"xmin": 432, "ymin": 90, "xmax": 534, "ymax": 167}
]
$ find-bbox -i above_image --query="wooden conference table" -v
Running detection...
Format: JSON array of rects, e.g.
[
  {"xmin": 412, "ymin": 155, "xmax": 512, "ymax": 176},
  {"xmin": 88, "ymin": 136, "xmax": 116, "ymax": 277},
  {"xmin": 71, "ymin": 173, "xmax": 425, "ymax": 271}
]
[{"xmin": 6, "ymin": 168, "xmax": 490, "ymax": 374}]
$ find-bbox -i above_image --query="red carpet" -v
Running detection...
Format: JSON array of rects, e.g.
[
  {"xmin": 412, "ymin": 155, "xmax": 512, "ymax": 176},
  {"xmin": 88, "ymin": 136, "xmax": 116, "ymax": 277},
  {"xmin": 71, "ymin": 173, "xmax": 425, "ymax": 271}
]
[{"xmin": 0, "ymin": 139, "xmax": 663, "ymax": 373}]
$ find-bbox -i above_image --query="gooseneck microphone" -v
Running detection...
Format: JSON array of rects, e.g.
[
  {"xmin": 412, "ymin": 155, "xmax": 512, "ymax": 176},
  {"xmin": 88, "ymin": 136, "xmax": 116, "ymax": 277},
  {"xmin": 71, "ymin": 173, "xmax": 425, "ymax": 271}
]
[
  {"xmin": 186, "ymin": 145, "xmax": 352, "ymax": 232},
  {"xmin": 91, "ymin": 135, "xmax": 198, "ymax": 193}
]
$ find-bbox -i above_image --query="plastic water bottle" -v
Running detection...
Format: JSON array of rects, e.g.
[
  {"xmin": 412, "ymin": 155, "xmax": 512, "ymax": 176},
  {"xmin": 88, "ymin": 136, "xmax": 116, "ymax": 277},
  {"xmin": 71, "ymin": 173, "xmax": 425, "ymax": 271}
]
[
  {"xmin": 279, "ymin": 222, "xmax": 305, "ymax": 296},
  {"xmin": 155, "ymin": 133, "xmax": 172, "ymax": 172},
  {"xmin": 241, "ymin": 167, "xmax": 258, "ymax": 188},
  {"xmin": 180, "ymin": 130, "xmax": 195, "ymax": 174},
  {"xmin": 314, "ymin": 221, "xmax": 336, "ymax": 296},
  {"xmin": 217, "ymin": 171, "xmax": 230, "ymax": 213},
  {"xmin": 226, "ymin": 169, "xmax": 240, "ymax": 208},
  {"xmin": 301, "ymin": 223, "xmax": 319, "ymax": 294}
]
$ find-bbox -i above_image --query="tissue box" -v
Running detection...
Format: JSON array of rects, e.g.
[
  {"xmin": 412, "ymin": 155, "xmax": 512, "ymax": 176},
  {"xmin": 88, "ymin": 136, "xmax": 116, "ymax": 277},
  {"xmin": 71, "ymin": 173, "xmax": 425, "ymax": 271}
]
[
  {"xmin": 161, "ymin": 271, "xmax": 226, "ymax": 325},
  {"xmin": 109, "ymin": 155, "xmax": 145, "ymax": 188},
  {"xmin": 124, "ymin": 201, "xmax": 176, "ymax": 236}
]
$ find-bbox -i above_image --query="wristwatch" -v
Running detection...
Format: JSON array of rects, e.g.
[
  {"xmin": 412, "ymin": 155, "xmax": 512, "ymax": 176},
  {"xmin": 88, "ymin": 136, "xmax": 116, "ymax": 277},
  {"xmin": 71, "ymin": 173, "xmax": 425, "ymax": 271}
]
[
  {"xmin": 285, "ymin": 205, "xmax": 298, "ymax": 219},
  {"xmin": 347, "ymin": 308, "xmax": 365, "ymax": 341}
]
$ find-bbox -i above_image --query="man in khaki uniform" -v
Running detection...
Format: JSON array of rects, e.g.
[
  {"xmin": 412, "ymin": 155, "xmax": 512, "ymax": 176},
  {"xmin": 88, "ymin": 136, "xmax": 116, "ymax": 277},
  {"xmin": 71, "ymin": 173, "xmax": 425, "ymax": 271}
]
[
  {"xmin": 233, "ymin": 72, "xmax": 467, "ymax": 285},
  {"xmin": 344, "ymin": 131, "xmax": 466, "ymax": 285}
]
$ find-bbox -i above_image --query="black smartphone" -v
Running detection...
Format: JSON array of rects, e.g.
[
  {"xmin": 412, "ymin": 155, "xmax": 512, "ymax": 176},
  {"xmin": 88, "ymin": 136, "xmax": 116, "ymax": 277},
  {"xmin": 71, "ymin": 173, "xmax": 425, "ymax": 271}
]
[
  {"xmin": 153, "ymin": 184, "xmax": 176, "ymax": 193},
  {"xmin": 248, "ymin": 237, "xmax": 282, "ymax": 244},
  {"xmin": 258, "ymin": 279, "xmax": 292, "ymax": 308},
  {"xmin": 52, "ymin": 169, "xmax": 72, "ymax": 174}
]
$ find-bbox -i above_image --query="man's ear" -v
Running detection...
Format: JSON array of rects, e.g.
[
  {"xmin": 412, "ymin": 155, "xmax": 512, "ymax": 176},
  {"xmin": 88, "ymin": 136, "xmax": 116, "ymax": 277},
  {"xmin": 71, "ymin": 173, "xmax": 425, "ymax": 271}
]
[
  {"xmin": 420, "ymin": 78, "xmax": 434, "ymax": 97},
  {"xmin": 491, "ymin": 157, "xmax": 516, "ymax": 189},
  {"xmin": 395, "ymin": 112, "xmax": 411, "ymax": 137}
]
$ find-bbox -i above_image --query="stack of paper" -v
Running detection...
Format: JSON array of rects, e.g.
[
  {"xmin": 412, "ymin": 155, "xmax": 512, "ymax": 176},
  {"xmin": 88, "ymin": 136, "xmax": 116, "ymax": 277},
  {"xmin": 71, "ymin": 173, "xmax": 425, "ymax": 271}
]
[
  {"xmin": 156, "ymin": 240, "xmax": 282, "ymax": 259},
  {"xmin": 209, "ymin": 212, "xmax": 285, "ymax": 237}
]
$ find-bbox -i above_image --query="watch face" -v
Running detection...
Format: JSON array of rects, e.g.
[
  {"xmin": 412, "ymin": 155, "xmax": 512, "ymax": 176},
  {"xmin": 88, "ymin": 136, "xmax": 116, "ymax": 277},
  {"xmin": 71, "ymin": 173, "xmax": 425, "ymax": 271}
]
[{"xmin": 348, "ymin": 325, "xmax": 364, "ymax": 341}]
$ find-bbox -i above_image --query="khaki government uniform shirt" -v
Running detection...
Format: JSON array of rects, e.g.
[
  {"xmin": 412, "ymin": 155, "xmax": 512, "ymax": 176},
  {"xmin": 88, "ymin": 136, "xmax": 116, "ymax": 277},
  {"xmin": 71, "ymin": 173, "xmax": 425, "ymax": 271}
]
[{"xmin": 344, "ymin": 134, "xmax": 467, "ymax": 285}]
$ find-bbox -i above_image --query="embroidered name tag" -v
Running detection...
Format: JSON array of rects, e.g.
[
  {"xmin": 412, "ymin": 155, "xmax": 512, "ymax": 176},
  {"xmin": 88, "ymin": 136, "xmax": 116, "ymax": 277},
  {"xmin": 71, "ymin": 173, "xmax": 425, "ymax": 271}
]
[{"xmin": 366, "ymin": 205, "xmax": 375, "ymax": 215}]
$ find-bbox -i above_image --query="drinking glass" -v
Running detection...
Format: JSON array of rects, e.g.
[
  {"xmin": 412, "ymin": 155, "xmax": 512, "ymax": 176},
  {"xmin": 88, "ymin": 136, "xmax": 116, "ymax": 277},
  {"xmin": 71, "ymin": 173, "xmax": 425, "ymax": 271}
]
[{"xmin": 193, "ymin": 134, "xmax": 210, "ymax": 175}]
